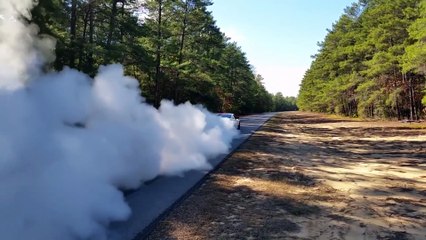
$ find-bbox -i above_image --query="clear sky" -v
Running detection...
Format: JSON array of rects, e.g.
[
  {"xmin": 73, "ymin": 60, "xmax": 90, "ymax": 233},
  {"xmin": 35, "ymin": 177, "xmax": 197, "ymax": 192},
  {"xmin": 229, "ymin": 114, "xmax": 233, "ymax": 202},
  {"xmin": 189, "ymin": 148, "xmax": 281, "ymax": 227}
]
[{"xmin": 208, "ymin": 0, "xmax": 355, "ymax": 97}]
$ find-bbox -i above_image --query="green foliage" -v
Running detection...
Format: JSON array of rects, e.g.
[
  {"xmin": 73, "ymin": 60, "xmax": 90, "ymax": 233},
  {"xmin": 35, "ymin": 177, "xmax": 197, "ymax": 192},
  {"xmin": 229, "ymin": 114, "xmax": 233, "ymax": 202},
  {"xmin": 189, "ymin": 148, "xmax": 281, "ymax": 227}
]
[
  {"xmin": 30, "ymin": 0, "xmax": 274, "ymax": 114},
  {"xmin": 298, "ymin": 0, "xmax": 426, "ymax": 120},
  {"xmin": 273, "ymin": 93, "xmax": 298, "ymax": 112}
]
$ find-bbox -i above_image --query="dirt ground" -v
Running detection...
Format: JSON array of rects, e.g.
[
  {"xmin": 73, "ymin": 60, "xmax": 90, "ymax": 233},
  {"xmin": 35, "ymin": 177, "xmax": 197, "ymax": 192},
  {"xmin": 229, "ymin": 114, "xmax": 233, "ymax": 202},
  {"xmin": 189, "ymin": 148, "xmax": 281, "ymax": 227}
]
[{"xmin": 143, "ymin": 111, "xmax": 426, "ymax": 240}]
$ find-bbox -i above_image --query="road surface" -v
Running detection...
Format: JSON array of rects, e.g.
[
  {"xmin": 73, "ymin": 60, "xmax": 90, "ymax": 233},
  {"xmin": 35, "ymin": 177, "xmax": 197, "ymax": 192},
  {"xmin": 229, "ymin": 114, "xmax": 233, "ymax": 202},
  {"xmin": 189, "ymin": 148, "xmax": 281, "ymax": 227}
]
[{"xmin": 107, "ymin": 112, "xmax": 277, "ymax": 240}]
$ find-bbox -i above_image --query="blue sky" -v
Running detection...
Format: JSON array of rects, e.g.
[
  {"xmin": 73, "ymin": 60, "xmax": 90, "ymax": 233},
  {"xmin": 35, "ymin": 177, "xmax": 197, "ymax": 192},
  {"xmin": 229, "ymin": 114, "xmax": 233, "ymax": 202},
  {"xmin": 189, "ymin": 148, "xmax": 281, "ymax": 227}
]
[{"xmin": 208, "ymin": 0, "xmax": 355, "ymax": 97}]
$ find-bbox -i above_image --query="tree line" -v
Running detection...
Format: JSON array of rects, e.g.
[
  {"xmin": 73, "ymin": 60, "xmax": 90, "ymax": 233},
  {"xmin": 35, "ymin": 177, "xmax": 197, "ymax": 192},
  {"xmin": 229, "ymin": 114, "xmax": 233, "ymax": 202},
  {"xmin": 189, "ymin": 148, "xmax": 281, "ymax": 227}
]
[
  {"xmin": 31, "ymin": 0, "xmax": 295, "ymax": 114},
  {"xmin": 298, "ymin": 0, "xmax": 426, "ymax": 120}
]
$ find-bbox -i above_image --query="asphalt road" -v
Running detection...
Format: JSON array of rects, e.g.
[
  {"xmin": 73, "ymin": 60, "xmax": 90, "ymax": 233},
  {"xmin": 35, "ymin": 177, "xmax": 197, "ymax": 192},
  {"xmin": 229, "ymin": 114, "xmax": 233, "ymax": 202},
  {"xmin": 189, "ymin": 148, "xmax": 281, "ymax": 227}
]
[{"xmin": 107, "ymin": 112, "xmax": 277, "ymax": 240}]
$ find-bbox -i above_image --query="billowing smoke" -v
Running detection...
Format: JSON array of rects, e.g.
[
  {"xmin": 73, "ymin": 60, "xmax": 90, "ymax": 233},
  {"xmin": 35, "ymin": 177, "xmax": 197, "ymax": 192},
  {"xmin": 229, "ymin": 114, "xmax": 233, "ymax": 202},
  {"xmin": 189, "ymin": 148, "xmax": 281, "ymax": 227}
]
[{"xmin": 0, "ymin": 1, "xmax": 238, "ymax": 240}]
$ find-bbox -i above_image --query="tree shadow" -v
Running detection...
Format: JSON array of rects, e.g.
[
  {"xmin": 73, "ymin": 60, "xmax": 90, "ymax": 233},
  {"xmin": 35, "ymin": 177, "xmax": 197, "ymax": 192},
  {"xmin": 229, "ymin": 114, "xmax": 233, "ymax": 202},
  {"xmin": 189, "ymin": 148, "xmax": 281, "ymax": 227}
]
[
  {"xmin": 144, "ymin": 182, "xmax": 320, "ymax": 240},
  {"xmin": 143, "ymin": 112, "xmax": 426, "ymax": 240}
]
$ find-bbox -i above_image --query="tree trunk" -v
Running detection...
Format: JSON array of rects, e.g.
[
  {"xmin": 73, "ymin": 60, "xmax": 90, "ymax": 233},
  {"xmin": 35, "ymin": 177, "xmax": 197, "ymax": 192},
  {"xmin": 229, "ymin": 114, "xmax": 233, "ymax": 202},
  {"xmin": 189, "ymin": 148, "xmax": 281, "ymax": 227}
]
[
  {"xmin": 174, "ymin": 0, "xmax": 189, "ymax": 103},
  {"xmin": 407, "ymin": 74, "xmax": 415, "ymax": 121},
  {"xmin": 154, "ymin": 0, "xmax": 163, "ymax": 108},
  {"xmin": 119, "ymin": 2, "xmax": 126, "ymax": 63},
  {"xmin": 69, "ymin": 0, "xmax": 77, "ymax": 68},
  {"xmin": 107, "ymin": 0, "xmax": 118, "ymax": 49},
  {"xmin": 78, "ymin": 6, "xmax": 90, "ymax": 70},
  {"xmin": 87, "ymin": 1, "xmax": 95, "ymax": 75},
  {"xmin": 411, "ymin": 78, "xmax": 418, "ymax": 120},
  {"xmin": 396, "ymin": 99, "xmax": 401, "ymax": 120}
]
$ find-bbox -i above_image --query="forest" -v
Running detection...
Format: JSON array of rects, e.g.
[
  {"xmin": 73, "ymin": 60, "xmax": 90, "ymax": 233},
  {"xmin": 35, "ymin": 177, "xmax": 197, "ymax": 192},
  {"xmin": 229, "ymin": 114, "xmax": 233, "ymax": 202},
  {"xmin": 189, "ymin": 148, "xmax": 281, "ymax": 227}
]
[
  {"xmin": 30, "ymin": 0, "xmax": 297, "ymax": 114},
  {"xmin": 298, "ymin": 0, "xmax": 426, "ymax": 120}
]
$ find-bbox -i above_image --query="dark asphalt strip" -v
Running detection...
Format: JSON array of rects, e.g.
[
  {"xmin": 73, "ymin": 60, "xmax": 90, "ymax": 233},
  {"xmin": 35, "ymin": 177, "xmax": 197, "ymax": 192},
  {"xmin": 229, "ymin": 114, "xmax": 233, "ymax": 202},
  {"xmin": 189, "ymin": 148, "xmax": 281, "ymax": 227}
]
[{"xmin": 133, "ymin": 113, "xmax": 277, "ymax": 240}]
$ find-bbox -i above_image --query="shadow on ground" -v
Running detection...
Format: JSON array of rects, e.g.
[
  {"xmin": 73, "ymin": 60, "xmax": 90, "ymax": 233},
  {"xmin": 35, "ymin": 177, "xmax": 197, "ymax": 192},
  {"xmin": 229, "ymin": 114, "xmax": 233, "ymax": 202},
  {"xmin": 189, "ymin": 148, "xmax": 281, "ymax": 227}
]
[{"xmin": 143, "ymin": 112, "xmax": 426, "ymax": 240}]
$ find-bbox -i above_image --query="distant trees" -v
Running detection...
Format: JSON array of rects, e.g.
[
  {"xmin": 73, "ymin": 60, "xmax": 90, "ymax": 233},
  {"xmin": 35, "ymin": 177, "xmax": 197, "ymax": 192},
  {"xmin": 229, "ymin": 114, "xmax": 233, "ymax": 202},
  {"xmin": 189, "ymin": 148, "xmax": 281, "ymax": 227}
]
[
  {"xmin": 30, "ymin": 0, "xmax": 276, "ymax": 114},
  {"xmin": 273, "ymin": 93, "xmax": 298, "ymax": 111},
  {"xmin": 298, "ymin": 0, "xmax": 426, "ymax": 120}
]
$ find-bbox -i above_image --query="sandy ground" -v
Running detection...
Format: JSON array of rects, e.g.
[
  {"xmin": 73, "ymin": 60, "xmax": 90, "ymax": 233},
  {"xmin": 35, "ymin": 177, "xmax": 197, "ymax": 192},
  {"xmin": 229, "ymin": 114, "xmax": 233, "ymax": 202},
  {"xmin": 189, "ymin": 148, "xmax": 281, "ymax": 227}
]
[{"xmin": 142, "ymin": 111, "xmax": 426, "ymax": 240}]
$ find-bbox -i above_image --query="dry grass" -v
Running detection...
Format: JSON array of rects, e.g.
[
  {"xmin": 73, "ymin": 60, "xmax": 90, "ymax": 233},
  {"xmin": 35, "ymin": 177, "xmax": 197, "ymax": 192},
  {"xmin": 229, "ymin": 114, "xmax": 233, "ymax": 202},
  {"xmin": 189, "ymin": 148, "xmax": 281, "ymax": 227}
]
[{"xmin": 143, "ymin": 111, "xmax": 426, "ymax": 240}]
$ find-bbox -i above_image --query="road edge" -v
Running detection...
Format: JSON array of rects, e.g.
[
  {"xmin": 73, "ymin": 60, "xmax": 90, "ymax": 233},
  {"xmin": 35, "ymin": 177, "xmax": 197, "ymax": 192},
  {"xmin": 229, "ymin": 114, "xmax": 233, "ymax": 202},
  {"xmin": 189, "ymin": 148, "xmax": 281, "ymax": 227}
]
[{"xmin": 133, "ymin": 113, "xmax": 277, "ymax": 240}]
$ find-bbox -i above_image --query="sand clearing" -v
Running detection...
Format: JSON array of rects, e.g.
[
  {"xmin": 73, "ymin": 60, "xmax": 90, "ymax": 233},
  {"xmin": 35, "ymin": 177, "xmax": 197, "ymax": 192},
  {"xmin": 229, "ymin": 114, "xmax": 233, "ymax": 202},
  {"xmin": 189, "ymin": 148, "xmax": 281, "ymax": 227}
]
[{"xmin": 144, "ymin": 111, "xmax": 426, "ymax": 240}]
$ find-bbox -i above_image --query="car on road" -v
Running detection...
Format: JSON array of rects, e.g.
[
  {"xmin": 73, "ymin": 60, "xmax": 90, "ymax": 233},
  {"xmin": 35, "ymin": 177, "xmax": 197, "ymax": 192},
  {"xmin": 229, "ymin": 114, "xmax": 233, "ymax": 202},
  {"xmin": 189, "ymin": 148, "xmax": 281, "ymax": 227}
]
[{"xmin": 217, "ymin": 113, "xmax": 240, "ymax": 130}]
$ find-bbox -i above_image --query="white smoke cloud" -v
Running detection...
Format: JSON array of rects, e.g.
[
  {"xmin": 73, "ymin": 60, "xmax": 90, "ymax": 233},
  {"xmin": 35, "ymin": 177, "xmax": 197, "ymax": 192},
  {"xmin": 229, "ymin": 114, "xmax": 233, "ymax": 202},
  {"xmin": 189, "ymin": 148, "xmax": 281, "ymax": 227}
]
[
  {"xmin": 0, "ymin": 1, "xmax": 238, "ymax": 239},
  {"xmin": 0, "ymin": 0, "xmax": 47, "ymax": 88},
  {"xmin": 158, "ymin": 100, "xmax": 237, "ymax": 175}
]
